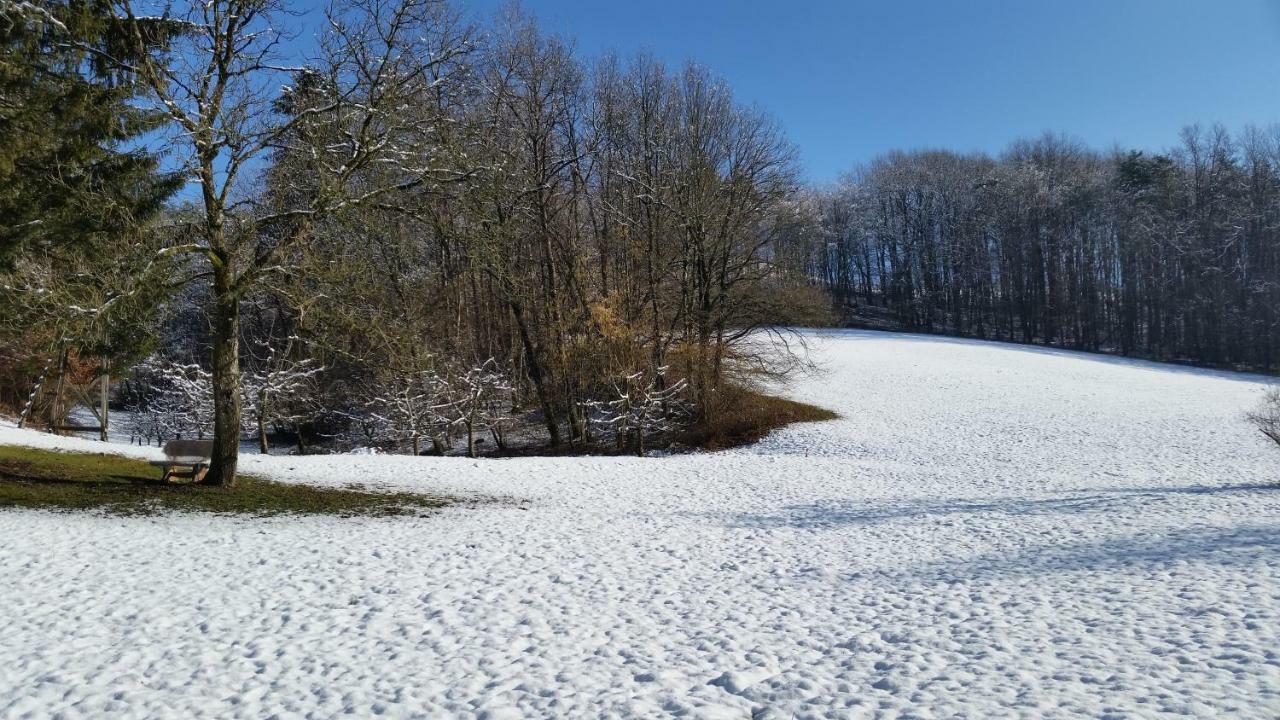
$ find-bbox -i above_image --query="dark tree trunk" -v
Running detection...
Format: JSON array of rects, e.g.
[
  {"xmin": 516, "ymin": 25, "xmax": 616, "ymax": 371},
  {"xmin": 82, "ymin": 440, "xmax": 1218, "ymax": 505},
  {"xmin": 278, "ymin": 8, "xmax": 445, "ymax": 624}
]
[
  {"xmin": 510, "ymin": 300, "xmax": 561, "ymax": 446},
  {"xmin": 206, "ymin": 276, "xmax": 242, "ymax": 487}
]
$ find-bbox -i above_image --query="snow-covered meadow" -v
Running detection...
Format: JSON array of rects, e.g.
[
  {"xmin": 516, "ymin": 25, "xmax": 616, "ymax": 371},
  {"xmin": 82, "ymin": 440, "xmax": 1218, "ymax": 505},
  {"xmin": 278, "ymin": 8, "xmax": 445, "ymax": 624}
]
[{"xmin": 2, "ymin": 329, "xmax": 1280, "ymax": 718}]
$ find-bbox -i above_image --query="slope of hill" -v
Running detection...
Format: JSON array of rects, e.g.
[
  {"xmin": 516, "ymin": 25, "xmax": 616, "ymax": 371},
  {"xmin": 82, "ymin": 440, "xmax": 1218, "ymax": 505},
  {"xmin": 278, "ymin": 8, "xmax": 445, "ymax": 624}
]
[{"xmin": 1, "ymin": 329, "xmax": 1278, "ymax": 718}]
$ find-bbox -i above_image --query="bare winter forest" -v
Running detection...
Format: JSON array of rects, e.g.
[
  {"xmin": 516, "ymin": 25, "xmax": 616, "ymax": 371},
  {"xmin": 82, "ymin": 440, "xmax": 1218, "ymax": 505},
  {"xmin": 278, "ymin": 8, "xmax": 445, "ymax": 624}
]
[{"xmin": 809, "ymin": 130, "xmax": 1280, "ymax": 368}]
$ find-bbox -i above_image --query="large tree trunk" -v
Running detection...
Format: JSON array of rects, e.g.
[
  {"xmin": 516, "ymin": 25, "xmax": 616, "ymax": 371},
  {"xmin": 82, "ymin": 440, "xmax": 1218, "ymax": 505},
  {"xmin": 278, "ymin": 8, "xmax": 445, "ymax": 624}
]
[{"xmin": 206, "ymin": 279, "xmax": 242, "ymax": 487}]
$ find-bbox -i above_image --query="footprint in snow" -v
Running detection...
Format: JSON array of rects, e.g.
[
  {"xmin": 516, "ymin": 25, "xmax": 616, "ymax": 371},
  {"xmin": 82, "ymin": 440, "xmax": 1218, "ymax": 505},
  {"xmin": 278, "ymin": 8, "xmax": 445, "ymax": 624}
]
[{"xmin": 709, "ymin": 668, "xmax": 774, "ymax": 695}]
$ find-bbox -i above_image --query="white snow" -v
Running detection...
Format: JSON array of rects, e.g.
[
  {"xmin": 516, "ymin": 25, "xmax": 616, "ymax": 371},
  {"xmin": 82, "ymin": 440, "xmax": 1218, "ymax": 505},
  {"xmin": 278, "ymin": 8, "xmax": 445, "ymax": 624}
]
[{"xmin": 3, "ymin": 329, "xmax": 1280, "ymax": 718}]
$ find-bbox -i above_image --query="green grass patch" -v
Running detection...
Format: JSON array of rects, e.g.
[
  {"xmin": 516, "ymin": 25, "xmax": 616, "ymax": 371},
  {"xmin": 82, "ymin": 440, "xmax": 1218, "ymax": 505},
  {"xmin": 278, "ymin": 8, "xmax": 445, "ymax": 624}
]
[{"xmin": 0, "ymin": 445, "xmax": 449, "ymax": 517}]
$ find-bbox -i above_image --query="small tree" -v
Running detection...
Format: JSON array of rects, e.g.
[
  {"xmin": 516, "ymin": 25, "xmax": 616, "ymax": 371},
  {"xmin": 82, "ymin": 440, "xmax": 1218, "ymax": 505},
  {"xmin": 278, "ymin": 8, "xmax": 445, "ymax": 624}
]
[
  {"xmin": 443, "ymin": 359, "xmax": 512, "ymax": 458},
  {"xmin": 127, "ymin": 357, "xmax": 215, "ymax": 442},
  {"xmin": 241, "ymin": 344, "xmax": 322, "ymax": 454},
  {"xmin": 365, "ymin": 370, "xmax": 452, "ymax": 455},
  {"xmin": 584, "ymin": 367, "xmax": 689, "ymax": 456},
  {"xmin": 1247, "ymin": 388, "xmax": 1280, "ymax": 448},
  {"xmin": 480, "ymin": 381, "xmax": 516, "ymax": 452}
]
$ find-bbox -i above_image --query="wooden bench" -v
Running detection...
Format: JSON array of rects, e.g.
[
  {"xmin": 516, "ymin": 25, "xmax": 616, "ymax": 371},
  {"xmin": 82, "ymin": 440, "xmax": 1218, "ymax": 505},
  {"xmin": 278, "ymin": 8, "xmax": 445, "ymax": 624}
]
[{"xmin": 149, "ymin": 439, "xmax": 215, "ymax": 483}]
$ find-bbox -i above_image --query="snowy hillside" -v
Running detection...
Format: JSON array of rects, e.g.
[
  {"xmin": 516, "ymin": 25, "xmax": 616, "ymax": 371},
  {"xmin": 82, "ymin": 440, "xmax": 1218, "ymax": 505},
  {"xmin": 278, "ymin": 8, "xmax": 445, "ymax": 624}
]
[{"xmin": 2, "ymin": 329, "xmax": 1279, "ymax": 718}]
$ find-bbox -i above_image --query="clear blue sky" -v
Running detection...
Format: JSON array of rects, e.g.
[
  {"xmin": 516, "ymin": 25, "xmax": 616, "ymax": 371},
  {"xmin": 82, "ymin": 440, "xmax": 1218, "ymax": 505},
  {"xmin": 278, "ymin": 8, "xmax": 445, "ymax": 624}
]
[{"xmin": 304, "ymin": 0, "xmax": 1280, "ymax": 183}]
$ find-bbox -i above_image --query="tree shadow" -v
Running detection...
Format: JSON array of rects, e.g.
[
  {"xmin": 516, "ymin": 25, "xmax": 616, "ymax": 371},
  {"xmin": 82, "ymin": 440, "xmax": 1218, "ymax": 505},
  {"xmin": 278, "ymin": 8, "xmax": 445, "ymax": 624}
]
[
  {"xmin": 699, "ymin": 483, "xmax": 1280, "ymax": 531},
  {"xmin": 696, "ymin": 481, "xmax": 1280, "ymax": 577},
  {"xmin": 1108, "ymin": 483, "xmax": 1280, "ymax": 496},
  {"xmin": 0, "ymin": 471, "xmax": 159, "ymax": 487},
  {"xmin": 917, "ymin": 524, "xmax": 1280, "ymax": 578},
  {"xmin": 704, "ymin": 493, "xmax": 1132, "ymax": 530}
]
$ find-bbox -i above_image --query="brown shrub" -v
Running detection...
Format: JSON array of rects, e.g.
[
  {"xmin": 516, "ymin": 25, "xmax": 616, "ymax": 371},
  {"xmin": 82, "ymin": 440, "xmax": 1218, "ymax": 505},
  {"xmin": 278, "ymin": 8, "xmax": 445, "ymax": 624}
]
[{"xmin": 678, "ymin": 385, "xmax": 837, "ymax": 451}]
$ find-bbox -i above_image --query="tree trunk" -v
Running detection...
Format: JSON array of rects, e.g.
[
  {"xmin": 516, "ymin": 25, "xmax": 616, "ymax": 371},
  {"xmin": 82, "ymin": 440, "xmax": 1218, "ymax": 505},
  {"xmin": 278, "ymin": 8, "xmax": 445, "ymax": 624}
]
[
  {"xmin": 257, "ymin": 391, "xmax": 269, "ymax": 454},
  {"xmin": 568, "ymin": 402, "xmax": 588, "ymax": 443},
  {"xmin": 49, "ymin": 348, "xmax": 69, "ymax": 433},
  {"xmin": 510, "ymin": 300, "xmax": 561, "ymax": 446},
  {"xmin": 206, "ymin": 278, "xmax": 242, "ymax": 487}
]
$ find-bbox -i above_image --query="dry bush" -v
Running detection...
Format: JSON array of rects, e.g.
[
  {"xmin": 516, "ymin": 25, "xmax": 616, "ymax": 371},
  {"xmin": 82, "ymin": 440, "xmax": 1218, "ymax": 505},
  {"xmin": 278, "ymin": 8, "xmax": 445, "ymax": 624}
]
[
  {"xmin": 677, "ymin": 386, "xmax": 837, "ymax": 451},
  {"xmin": 1247, "ymin": 388, "xmax": 1280, "ymax": 447}
]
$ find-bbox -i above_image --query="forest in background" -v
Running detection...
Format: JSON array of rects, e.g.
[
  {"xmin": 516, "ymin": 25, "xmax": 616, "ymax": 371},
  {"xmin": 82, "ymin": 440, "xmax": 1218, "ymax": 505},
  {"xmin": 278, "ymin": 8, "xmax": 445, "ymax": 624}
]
[{"xmin": 805, "ymin": 128, "xmax": 1280, "ymax": 370}]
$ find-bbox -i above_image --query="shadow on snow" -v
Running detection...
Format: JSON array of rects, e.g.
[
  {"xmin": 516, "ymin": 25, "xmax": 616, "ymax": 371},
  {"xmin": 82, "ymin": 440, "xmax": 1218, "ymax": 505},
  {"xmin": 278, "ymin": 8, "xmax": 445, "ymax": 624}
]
[
  {"xmin": 703, "ymin": 483, "xmax": 1279, "ymax": 531},
  {"xmin": 694, "ymin": 482, "xmax": 1280, "ymax": 575},
  {"xmin": 918, "ymin": 524, "xmax": 1280, "ymax": 578}
]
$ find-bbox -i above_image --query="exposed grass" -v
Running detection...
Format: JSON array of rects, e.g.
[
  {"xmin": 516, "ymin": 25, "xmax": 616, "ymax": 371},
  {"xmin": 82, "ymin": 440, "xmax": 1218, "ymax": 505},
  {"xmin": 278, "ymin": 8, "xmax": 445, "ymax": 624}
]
[
  {"xmin": 679, "ymin": 387, "xmax": 838, "ymax": 451},
  {"xmin": 0, "ymin": 445, "xmax": 449, "ymax": 517},
  {"xmin": 491, "ymin": 386, "xmax": 837, "ymax": 457}
]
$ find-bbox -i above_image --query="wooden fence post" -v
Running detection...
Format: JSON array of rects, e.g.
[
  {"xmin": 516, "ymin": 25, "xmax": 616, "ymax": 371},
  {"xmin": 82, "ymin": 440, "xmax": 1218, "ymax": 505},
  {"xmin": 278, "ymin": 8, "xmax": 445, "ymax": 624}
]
[{"xmin": 49, "ymin": 348, "xmax": 69, "ymax": 434}]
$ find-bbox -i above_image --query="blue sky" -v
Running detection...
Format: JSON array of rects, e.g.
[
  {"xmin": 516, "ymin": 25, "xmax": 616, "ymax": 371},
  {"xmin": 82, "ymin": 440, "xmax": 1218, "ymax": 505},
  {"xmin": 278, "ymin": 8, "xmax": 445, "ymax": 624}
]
[{"xmin": 300, "ymin": 0, "xmax": 1280, "ymax": 183}]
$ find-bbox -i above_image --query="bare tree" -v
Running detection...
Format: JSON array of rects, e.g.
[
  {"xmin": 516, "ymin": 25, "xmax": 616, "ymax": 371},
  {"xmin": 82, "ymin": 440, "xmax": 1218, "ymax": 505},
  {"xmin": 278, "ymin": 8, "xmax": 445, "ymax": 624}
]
[
  {"xmin": 241, "ymin": 342, "xmax": 322, "ymax": 454},
  {"xmin": 127, "ymin": 356, "xmax": 215, "ymax": 442},
  {"xmin": 582, "ymin": 368, "xmax": 689, "ymax": 456},
  {"xmin": 442, "ymin": 358, "xmax": 511, "ymax": 458},
  {"xmin": 102, "ymin": 0, "xmax": 474, "ymax": 484},
  {"xmin": 1247, "ymin": 388, "xmax": 1280, "ymax": 448},
  {"xmin": 365, "ymin": 369, "xmax": 452, "ymax": 456}
]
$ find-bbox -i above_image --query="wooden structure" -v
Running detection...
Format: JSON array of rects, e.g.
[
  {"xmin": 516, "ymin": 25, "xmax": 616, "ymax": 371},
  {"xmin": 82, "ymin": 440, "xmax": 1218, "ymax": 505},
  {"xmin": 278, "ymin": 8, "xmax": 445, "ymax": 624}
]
[
  {"xmin": 149, "ymin": 439, "xmax": 215, "ymax": 483},
  {"xmin": 17, "ymin": 349, "xmax": 111, "ymax": 441}
]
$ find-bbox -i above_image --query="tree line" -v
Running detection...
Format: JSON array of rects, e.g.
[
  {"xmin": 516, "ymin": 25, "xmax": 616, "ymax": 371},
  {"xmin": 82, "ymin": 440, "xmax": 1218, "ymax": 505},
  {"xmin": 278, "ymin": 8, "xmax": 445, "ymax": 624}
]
[
  {"xmin": 6, "ymin": 1, "xmax": 1278, "ymax": 487},
  {"xmin": 799, "ymin": 129, "xmax": 1280, "ymax": 369},
  {"xmin": 0, "ymin": 0, "xmax": 822, "ymax": 483}
]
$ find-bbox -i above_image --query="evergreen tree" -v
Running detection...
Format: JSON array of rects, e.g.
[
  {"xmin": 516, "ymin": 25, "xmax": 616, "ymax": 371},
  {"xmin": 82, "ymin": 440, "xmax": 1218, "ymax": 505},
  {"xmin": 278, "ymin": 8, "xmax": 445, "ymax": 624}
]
[
  {"xmin": 0, "ymin": 1, "xmax": 181, "ymax": 418},
  {"xmin": 0, "ymin": 0, "xmax": 180, "ymax": 268}
]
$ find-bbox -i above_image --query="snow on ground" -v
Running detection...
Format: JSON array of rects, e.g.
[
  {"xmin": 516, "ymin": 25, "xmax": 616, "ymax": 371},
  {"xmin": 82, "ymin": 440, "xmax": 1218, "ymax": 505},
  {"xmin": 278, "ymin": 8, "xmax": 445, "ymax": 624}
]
[{"xmin": 3, "ymin": 329, "xmax": 1280, "ymax": 718}]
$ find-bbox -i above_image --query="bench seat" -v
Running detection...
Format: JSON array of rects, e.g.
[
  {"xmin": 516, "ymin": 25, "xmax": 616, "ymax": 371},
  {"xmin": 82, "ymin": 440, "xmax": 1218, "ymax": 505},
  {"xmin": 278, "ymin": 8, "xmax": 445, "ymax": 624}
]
[{"xmin": 153, "ymin": 440, "xmax": 215, "ymax": 483}]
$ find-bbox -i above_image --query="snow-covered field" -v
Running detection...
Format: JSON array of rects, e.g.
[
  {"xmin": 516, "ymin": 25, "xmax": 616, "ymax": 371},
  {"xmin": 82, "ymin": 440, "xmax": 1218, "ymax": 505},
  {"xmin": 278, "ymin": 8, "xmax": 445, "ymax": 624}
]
[{"xmin": 3, "ymin": 329, "xmax": 1280, "ymax": 719}]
